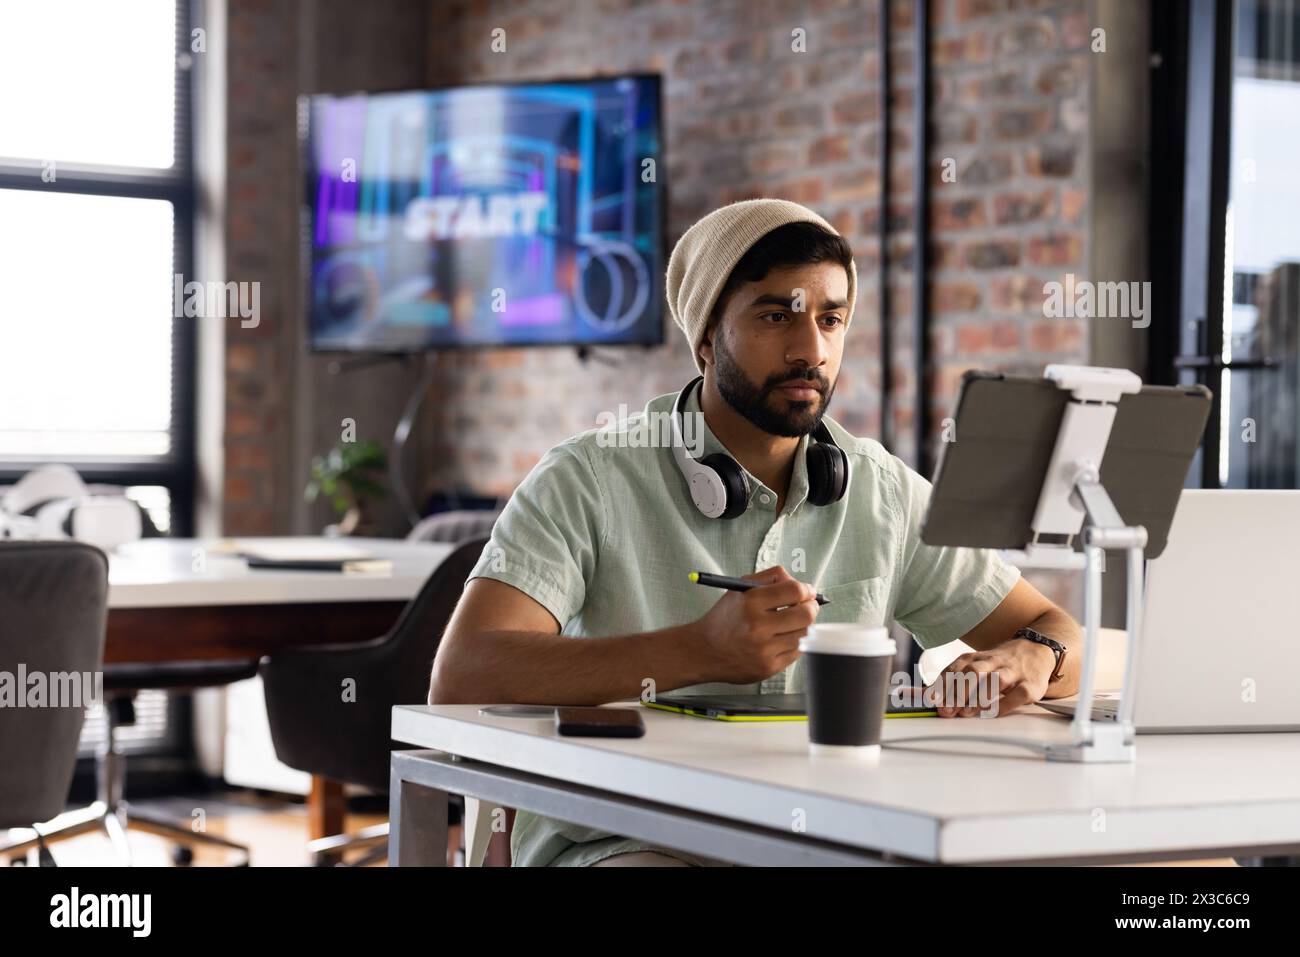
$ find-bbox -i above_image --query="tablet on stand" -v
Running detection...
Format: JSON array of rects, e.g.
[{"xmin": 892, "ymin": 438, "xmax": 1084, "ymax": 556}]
[{"xmin": 921, "ymin": 366, "xmax": 1211, "ymax": 762}]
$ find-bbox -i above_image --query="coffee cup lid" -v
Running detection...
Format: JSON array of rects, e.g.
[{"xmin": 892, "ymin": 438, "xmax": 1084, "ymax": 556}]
[{"xmin": 798, "ymin": 624, "xmax": 895, "ymax": 657}]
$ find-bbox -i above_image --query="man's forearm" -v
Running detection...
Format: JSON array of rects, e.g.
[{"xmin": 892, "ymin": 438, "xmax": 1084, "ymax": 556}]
[{"xmin": 429, "ymin": 625, "xmax": 708, "ymax": 706}]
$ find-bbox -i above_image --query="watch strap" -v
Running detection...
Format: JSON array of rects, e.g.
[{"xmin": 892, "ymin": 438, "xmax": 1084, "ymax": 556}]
[{"xmin": 1013, "ymin": 626, "xmax": 1067, "ymax": 683}]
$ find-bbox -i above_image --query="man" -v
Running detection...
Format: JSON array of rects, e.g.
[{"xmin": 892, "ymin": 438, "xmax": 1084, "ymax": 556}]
[{"xmin": 429, "ymin": 198, "xmax": 1084, "ymax": 867}]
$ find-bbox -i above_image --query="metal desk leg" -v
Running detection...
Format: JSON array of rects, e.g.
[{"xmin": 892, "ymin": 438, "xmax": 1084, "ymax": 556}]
[
  {"xmin": 463, "ymin": 796, "xmax": 496, "ymax": 867},
  {"xmin": 389, "ymin": 755, "xmax": 449, "ymax": 867},
  {"xmin": 1235, "ymin": 854, "xmax": 1300, "ymax": 866}
]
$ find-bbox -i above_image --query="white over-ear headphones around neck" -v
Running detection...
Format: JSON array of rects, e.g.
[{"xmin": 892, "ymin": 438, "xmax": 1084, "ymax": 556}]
[{"xmin": 668, "ymin": 376, "xmax": 850, "ymax": 519}]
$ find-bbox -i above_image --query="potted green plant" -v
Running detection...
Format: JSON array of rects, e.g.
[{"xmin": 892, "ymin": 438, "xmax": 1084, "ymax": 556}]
[{"xmin": 304, "ymin": 440, "xmax": 388, "ymax": 536}]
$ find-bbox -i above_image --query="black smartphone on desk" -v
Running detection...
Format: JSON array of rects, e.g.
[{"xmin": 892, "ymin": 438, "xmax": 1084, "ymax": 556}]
[{"xmin": 555, "ymin": 707, "xmax": 645, "ymax": 738}]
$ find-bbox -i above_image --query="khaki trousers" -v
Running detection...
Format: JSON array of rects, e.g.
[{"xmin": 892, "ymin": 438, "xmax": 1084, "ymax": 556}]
[{"xmin": 591, "ymin": 851, "xmax": 695, "ymax": 867}]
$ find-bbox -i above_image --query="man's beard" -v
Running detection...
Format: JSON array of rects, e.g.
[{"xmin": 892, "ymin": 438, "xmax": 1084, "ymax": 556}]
[{"xmin": 713, "ymin": 336, "xmax": 835, "ymax": 437}]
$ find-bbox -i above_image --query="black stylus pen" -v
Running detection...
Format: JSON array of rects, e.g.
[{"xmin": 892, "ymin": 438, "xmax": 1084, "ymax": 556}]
[{"xmin": 689, "ymin": 571, "xmax": 831, "ymax": 606}]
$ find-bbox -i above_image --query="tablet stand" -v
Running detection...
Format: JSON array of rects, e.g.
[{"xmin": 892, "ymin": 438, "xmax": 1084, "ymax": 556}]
[{"xmin": 1000, "ymin": 365, "xmax": 1146, "ymax": 763}]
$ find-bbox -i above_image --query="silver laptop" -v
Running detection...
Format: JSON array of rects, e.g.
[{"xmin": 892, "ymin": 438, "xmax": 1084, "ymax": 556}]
[{"xmin": 1038, "ymin": 490, "xmax": 1300, "ymax": 733}]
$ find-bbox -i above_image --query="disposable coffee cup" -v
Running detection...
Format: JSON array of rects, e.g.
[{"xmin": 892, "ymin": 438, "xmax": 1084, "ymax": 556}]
[{"xmin": 799, "ymin": 624, "xmax": 896, "ymax": 758}]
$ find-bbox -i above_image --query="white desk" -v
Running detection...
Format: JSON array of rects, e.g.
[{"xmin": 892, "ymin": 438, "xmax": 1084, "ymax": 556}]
[
  {"xmin": 109, "ymin": 537, "xmax": 452, "ymax": 608},
  {"xmin": 103, "ymin": 537, "xmax": 452, "ymax": 663},
  {"xmin": 104, "ymin": 536, "xmax": 452, "ymax": 839},
  {"xmin": 388, "ymin": 633, "xmax": 1300, "ymax": 866}
]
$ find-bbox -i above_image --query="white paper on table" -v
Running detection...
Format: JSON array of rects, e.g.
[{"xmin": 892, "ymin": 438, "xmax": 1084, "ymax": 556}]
[{"xmin": 233, "ymin": 540, "xmax": 374, "ymax": 562}]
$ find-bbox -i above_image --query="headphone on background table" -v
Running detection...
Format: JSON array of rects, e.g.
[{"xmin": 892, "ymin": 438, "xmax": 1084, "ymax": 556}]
[
  {"xmin": 669, "ymin": 375, "xmax": 850, "ymax": 519},
  {"xmin": 0, "ymin": 464, "xmax": 143, "ymax": 550}
]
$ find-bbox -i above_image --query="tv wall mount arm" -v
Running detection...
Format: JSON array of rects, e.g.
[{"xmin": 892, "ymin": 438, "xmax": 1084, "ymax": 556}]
[{"xmin": 327, "ymin": 352, "xmax": 431, "ymax": 529}]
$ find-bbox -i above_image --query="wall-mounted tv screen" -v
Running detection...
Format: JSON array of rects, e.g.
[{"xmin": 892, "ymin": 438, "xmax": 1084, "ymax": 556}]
[{"xmin": 302, "ymin": 74, "xmax": 664, "ymax": 353}]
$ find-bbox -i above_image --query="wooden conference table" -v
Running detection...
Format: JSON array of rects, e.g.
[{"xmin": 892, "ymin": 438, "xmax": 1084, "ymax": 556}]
[{"xmin": 106, "ymin": 537, "xmax": 453, "ymax": 840}]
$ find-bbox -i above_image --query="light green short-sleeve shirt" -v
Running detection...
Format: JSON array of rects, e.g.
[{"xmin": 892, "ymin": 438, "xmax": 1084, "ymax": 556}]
[{"xmin": 464, "ymin": 383, "xmax": 1021, "ymax": 866}]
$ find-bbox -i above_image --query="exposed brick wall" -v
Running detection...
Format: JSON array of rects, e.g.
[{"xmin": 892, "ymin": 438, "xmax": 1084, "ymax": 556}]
[
  {"xmin": 423, "ymin": 0, "xmax": 900, "ymax": 493},
  {"xmin": 223, "ymin": 0, "xmax": 299, "ymax": 535},
  {"xmin": 923, "ymin": 0, "xmax": 1094, "ymax": 465},
  {"xmin": 220, "ymin": 0, "xmax": 1095, "ymax": 613},
  {"xmin": 924, "ymin": 0, "xmax": 1094, "ymax": 615},
  {"xmin": 413, "ymin": 0, "xmax": 1092, "ymax": 616},
  {"xmin": 419, "ymin": 0, "xmax": 1093, "ymax": 492},
  {"xmin": 222, "ymin": 0, "xmax": 431, "ymax": 536}
]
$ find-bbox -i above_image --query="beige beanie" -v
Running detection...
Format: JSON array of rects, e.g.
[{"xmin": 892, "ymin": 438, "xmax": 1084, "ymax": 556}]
[{"xmin": 666, "ymin": 198, "xmax": 858, "ymax": 374}]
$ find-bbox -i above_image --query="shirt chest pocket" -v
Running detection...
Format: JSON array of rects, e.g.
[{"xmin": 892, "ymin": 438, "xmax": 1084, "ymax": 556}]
[{"xmin": 814, "ymin": 576, "xmax": 889, "ymax": 627}]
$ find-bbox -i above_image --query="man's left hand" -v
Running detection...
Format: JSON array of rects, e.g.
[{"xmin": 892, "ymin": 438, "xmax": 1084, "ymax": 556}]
[{"xmin": 926, "ymin": 639, "xmax": 1056, "ymax": 718}]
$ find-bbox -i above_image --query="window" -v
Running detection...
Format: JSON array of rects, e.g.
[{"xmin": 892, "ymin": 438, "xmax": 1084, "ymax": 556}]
[
  {"xmin": 1222, "ymin": 0, "xmax": 1300, "ymax": 488},
  {"xmin": 0, "ymin": 0, "xmax": 196, "ymax": 531},
  {"xmin": 1148, "ymin": 0, "xmax": 1300, "ymax": 490}
]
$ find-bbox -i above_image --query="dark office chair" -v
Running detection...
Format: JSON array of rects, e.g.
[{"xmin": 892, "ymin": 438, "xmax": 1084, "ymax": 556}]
[
  {"xmin": 406, "ymin": 507, "xmax": 500, "ymax": 545},
  {"xmin": 94, "ymin": 661, "xmax": 259, "ymax": 865},
  {"xmin": 0, "ymin": 542, "xmax": 107, "ymax": 865},
  {"xmin": 260, "ymin": 535, "xmax": 489, "ymax": 865},
  {"xmin": 0, "ymin": 539, "xmax": 255, "ymax": 866}
]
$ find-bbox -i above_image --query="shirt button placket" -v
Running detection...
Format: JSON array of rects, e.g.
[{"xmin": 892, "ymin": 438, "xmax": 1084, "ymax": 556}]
[
  {"xmin": 756, "ymin": 518, "xmax": 788, "ymax": 694},
  {"xmin": 755, "ymin": 525, "xmax": 781, "ymax": 570}
]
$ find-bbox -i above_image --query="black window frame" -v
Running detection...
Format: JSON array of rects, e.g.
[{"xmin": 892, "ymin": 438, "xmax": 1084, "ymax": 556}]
[
  {"xmin": 1147, "ymin": 0, "xmax": 1295, "ymax": 490},
  {"xmin": 0, "ymin": 0, "xmax": 197, "ymax": 535}
]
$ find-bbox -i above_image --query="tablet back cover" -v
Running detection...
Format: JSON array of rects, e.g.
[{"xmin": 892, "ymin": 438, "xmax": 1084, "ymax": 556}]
[{"xmin": 921, "ymin": 372, "xmax": 1211, "ymax": 559}]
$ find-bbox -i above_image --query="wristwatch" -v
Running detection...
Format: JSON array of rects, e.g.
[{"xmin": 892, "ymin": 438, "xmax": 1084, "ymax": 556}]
[{"xmin": 1012, "ymin": 627, "xmax": 1067, "ymax": 683}]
